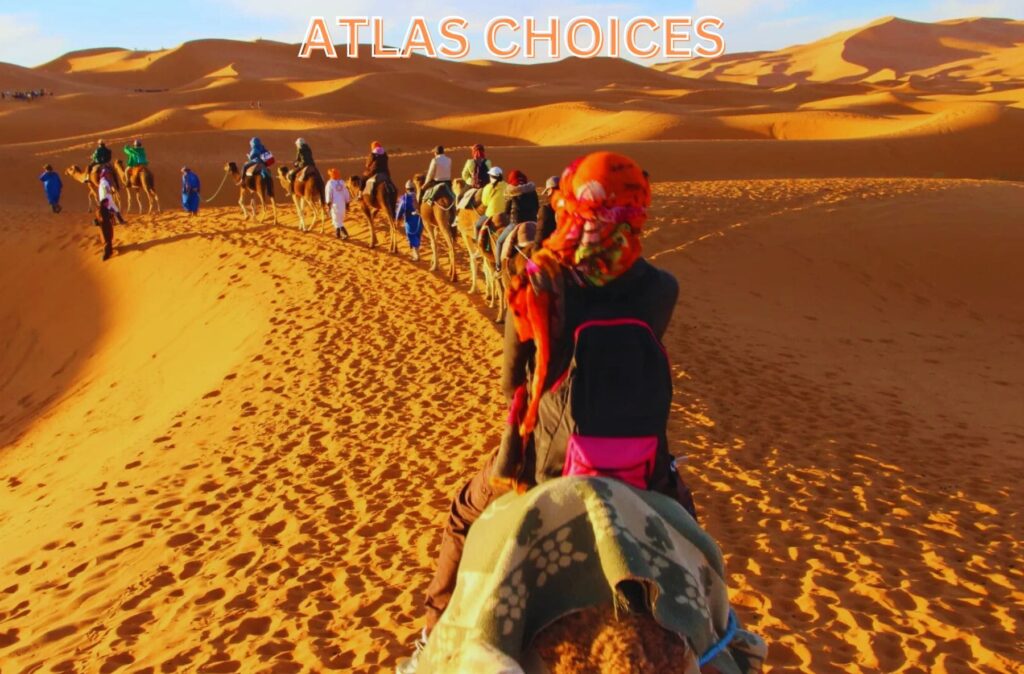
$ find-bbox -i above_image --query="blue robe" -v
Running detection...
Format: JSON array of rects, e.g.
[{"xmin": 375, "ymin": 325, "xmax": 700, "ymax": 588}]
[
  {"xmin": 396, "ymin": 192, "xmax": 422, "ymax": 248},
  {"xmin": 39, "ymin": 171, "xmax": 62, "ymax": 204},
  {"xmin": 182, "ymin": 171, "xmax": 201, "ymax": 213}
]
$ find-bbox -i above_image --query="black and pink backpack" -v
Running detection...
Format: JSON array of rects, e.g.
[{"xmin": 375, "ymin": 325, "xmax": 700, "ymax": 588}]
[{"xmin": 533, "ymin": 317, "xmax": 673, "ymax": 490}]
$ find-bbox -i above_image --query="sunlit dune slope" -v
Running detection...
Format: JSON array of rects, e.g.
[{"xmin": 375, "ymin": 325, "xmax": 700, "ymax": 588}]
[
  {"xmin": 0, "ymin": 176, "xmax": 1021, "ymax": 673},
  {"xmin": 660, "ymin": 16, "xmax": 1024, "ymax": 89}
]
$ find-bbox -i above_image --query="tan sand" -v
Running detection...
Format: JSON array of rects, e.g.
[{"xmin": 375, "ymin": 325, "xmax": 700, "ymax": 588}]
[{"xmin": 1, "ymin": 16, "xmax": 1023, "ymax": 674}]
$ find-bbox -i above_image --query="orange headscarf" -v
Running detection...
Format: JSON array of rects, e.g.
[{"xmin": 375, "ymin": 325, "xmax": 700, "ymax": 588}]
[
  {"xmin": 327, "ymin": 168, "xmax": 340, "ymax": 180},
  {"xmin": 507, "ymin": 151, "xmax": 650, "ymax": 441}
]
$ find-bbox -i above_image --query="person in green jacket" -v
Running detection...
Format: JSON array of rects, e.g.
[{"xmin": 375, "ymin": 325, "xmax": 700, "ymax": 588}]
[{"xmin": 123, "ymin": 139, "xmax": 149, "ymax": 168}]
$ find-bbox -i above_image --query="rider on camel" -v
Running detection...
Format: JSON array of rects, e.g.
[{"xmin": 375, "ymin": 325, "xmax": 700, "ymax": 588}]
[
  {"xmin": 89, "ymin": 140, "xmax": 118, "ymax": 189},
  {"xmin": 363, "ymin": 141, "xmax": 391, "ymax": 197},
  {"xmin": 474, "ymin": 166, "xmax": 506, "ymax": 246},
  {"xmin": 537, "ymin": 176, "xmax": 560, "ymax": 244},
  {"xmin": 123, "ymin": 139, "xmax": 149, "ymax": 168},
  {"xmin": 288, "ymin": 138, "xmax": 316, "ymax": 184},
  {"xmin": 495, "ymin": 169, "xmax": 539, "ymax": 270},
  {"xmin": 89, "ymin": 140, "xmax": 111, "ymax": 172},
  {"xmin": 421, "ymin": 145, "xmax": 452, "ymax": 204},
  {"xmin": 242, "ymin": 137, "xmax": 270, "ymax": 181},
  {"xmin": 461, "ymin": 143, "xmax": 492, "ymax": 189},
  {"xmin": 396, "ymin": 152, "xmax": 691, "ymax": 674}
]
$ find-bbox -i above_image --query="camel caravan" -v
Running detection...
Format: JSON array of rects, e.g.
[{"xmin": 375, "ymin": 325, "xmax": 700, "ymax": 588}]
[
  {"xmin": 65, "ymin": 139, "xmax": 159, "ymax": 215},
  {"xmin": 61, "ymin": 138, "xmax": 545, "ymax": 320},
  {"xmin": 55, "ymin": 139, "xmax": 770, "ymax": 671}
]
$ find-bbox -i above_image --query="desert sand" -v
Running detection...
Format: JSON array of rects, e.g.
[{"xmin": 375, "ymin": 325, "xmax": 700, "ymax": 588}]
[{"xmin": 1, "ymin": 15, "xmax": 1023, "ymax": 674}]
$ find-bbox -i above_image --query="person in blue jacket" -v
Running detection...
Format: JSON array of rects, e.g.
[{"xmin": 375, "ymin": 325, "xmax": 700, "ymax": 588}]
[
  {"xmin": 181, "ymin": 166, "xmax": 201, "ymax": 217},
  {"xmin": 39, "ymin": 164, "xmax": 63, "ymax": 213},
  {"xmin": 395, "ymin": 180, "xmax": 423, "ymax": 261},
  {"xmin": 242, "ymin": 137, "xmax": 270, "ymax": 179}
]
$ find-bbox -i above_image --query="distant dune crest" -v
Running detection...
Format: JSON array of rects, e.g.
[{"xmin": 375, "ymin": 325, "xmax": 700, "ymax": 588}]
[{"xmin": 659, "ymin": 16, "xmax": 1024, "ymax": 88}]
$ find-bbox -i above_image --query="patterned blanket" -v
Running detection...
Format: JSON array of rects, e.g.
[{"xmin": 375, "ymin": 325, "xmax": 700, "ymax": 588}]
[{"xmin": 419, "ymin": 476, "xmax": 767, "ymax": 673}]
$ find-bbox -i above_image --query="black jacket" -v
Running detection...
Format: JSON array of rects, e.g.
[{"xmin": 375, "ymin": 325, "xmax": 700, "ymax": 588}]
[
  {"xmin": 536, "ymin": 202, "xmax": 556, "ymax": 244},
  {"xmin": 364, "ymin": 152, "xmax": 390, "ymax": 179},
  {"xmin": 295, "ymin": 145, "xmax": 315, "ymax": 168},
  {"xmin": 505, "ymin": 183, "xmax": 539, "ymax": 226},
  {"xmin": 92, "ymin": 146, "xmax": 112, "ymax": 164}
]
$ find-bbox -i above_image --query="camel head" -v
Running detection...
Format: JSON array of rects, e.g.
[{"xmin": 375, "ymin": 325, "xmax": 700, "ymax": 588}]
[
  {"xmin": 225, "ymin": 161, "xmax": 238, "ymax": 174},
  {"xmin": 452, "ymin": 178, "xmax": 467, "ymax": 198},
  {"xmin": 348, "ymin": 175, "xmax": 363, "ymax": 192},
  {"xmin": 65, "ymin": 165, "xmax": 90, "ymax": 183}
]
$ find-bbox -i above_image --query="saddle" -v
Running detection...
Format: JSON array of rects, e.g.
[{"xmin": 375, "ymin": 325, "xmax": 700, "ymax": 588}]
[
  {"xmin": 364, "ymin": 173, "xmax": 393, "ymax": 196},
  {"xmin": 91, "ymin": 163, "xmax": 121, "ymax": 191},
  {"xmin": 244, "ymin": 162, "xmax": 269, "ymax": 189},
  {"xmin": 457, "ymin": 187, "xmax": 483, "ymax": 212},
  {"xmin": 423, "ymin": 181, "xmax": 455, "ymax": 206},
  {"xmin": 291, "ymin": 165, "xmax": 318, "ymax": 184}
]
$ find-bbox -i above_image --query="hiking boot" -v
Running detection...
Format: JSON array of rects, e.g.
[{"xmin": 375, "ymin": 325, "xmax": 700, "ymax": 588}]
[
  {"xmin": 335, "ymin": 227, "xmax": 341, "ymax": 239},
  {"xmin": 340, "ymin": 227, "xmax": 350, "ymax": 240},
  {"xmin": 394, "ymin": 629, "xmax": 428, "ymax": 674}
]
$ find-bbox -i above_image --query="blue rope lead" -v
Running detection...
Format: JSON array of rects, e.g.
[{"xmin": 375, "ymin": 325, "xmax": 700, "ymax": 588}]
[{"xmin": 699, "ymin": 609, "xmax": 738, "ymax": 667}]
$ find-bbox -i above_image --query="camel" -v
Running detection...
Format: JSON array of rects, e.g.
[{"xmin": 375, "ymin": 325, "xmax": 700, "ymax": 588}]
[
  {"xmin": 412, "ymin": 174, "xmax": 458, "ymax": 282},
  {"xmin": 453, "ymin": 179, "xmax": 507, "ymax": 316},
  {"xmin": 348, "ymin": 174, "xmax": 398, "ymax": 252},
  {"xmin": 114, "ymin": 159, "xmax": 161, "ymax": 214},
  {"xmin": 276, "ymin": 165, "xmax": 326, "ymax": 232},
  {"xmin": 225, "ymin": 161, "xmax": 277, "ymax": 224},
  {"xmin": 65, "ymin": 164, "xmax": 122, "ymax": 211}
]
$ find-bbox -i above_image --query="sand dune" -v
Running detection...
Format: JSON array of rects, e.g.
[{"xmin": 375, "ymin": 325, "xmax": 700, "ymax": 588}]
[
  {"xmin": 1, "ymin": 176, "xmax": 1021, "ymax": 673},
  {"xmin": 2, "ymin": 14, "xmax": 1024, "ymax": 674},
  {"xmin": 661, "ymin": 17, "xmax": 1024, "ymax": 89}
]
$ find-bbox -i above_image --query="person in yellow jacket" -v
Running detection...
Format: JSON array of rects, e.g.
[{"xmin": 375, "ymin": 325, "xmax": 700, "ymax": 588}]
[{"xmin": 475, "ymin": 166, "xmax": 506, "ymax": 243}]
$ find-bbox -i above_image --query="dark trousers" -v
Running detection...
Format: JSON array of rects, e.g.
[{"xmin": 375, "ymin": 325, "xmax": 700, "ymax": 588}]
[
  {"xmin": 423, "ymin": 450, "xmax": 698, "ymax": 631},
  {"xmin": 98, "ymin": 221, "xmax": 113, "ymax": 259},
  {"xmin": 424, "ymin": 450, "xmax": 509, "ymax": 630}
]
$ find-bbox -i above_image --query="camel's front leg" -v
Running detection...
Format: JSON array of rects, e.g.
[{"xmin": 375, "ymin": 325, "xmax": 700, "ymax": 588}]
[
  {"xmin": 257, "ymin": 193, "xmax": 265, "ymax": 222},
  {"xmin": 293, "ymin": 195, "xmax": 305, "ymax": 231},
  {"xmin": 461, "ymin": 231, "xmax": 478, "ymax": 294},
  {"xmin": 425, "ymin": 220, "xmax": 437, "ymax": 269}
]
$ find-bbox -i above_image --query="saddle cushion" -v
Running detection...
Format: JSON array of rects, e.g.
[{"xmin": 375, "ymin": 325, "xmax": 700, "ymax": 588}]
[
  {"xmin": 458, "ymin": 187, "xmax": 482, "ymax": 211},
  {"xmin": 424, "ymin": 182, "xmax": 454, "ymax": 204},
  {"xmin": 417, "ymin": 477, "xmax": 767, "ymax": 674}
]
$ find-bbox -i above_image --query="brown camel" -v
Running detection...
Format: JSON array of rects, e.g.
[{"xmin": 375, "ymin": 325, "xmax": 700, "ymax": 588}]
[
  {"xmin": 276, "ymin": 165, "xmax": 326, "ymax": 232},
  {"xmin": 225, "ymin": 161, "xmax": 277, "ymax": 224},
  {"xmin": 412, "ymin": 174, "xmax": 457, "ymax": 282},
  {"xmin": 453, "ymin": 178, "xmax": 501, "ymax": 302},
  {"xmin": 65, "ymin": 164, "xmax": 122, "ymax": 211},
  {"xmin": 348, "ymin": 174, "xmax": 399, "ymax": 251},
  {"xmin": 114, "ymin": 159, "xmax": 161, "ymax": 214}
]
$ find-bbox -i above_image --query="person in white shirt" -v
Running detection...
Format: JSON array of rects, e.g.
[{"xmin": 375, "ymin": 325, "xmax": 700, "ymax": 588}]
[
  {"xmin": 324, "ymin": 168, "xmax": 352, "ymax": 239},
  {"xmin": 421, "ymin": 145, "xmax": 453, "ymax": 203},
  {"xmin": 97, "ymin": 167, "xmax": 125, "ymax": 223}
]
